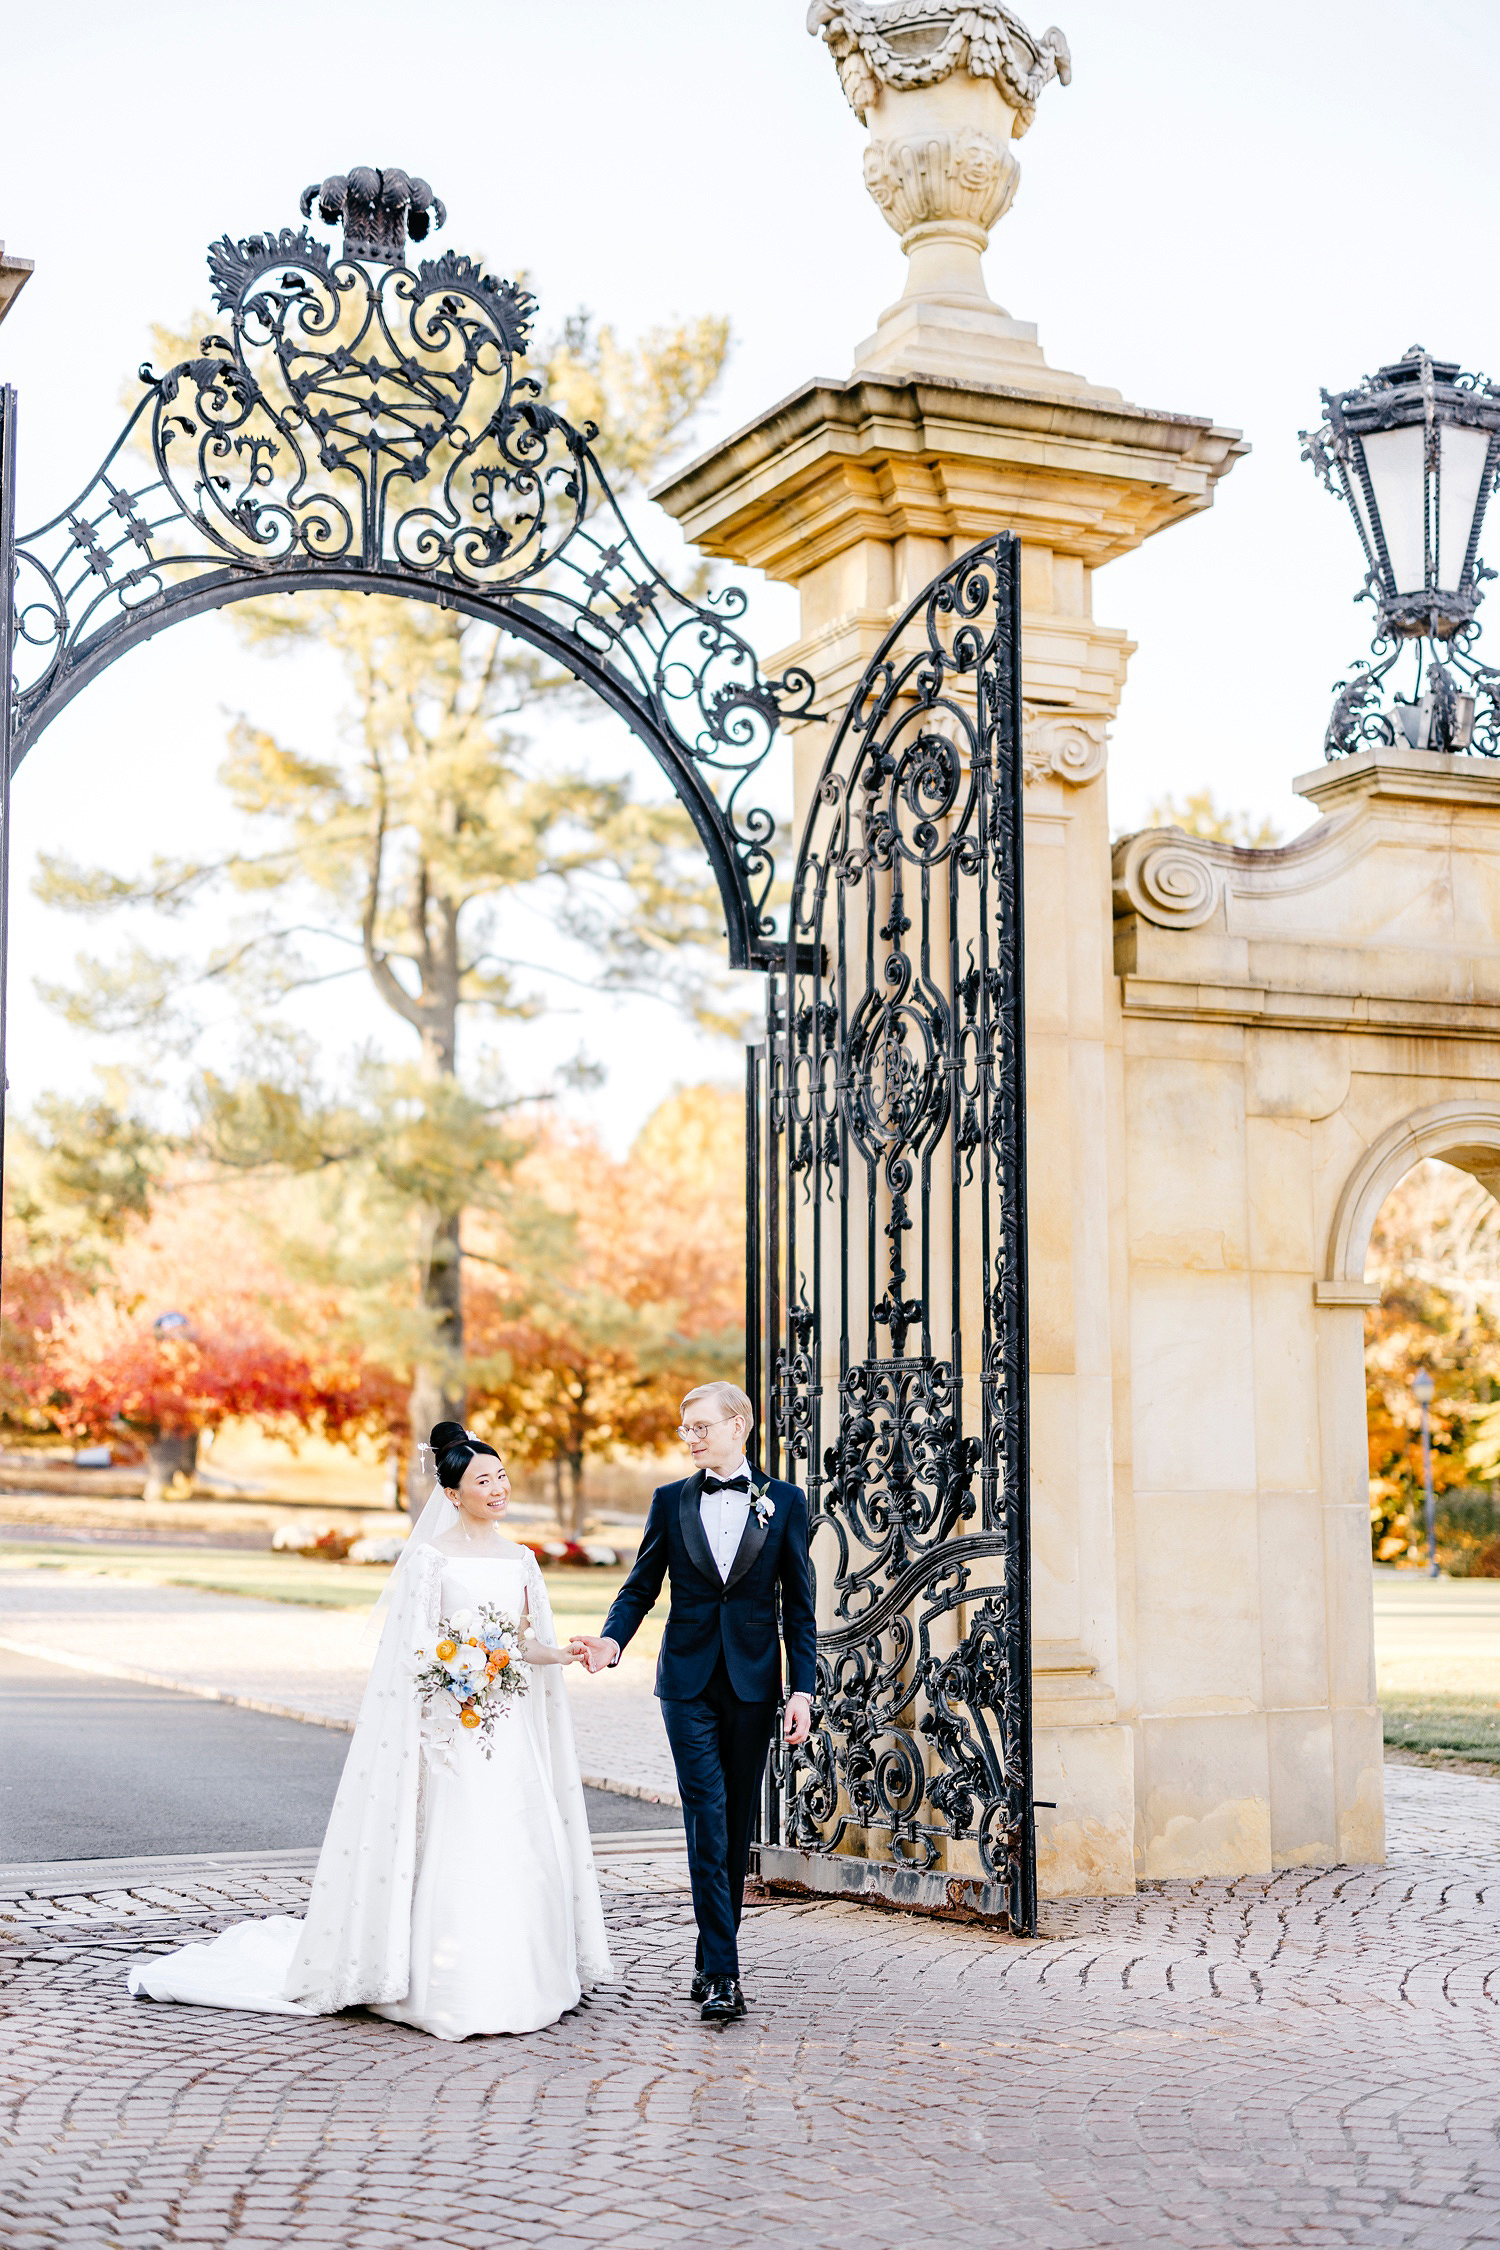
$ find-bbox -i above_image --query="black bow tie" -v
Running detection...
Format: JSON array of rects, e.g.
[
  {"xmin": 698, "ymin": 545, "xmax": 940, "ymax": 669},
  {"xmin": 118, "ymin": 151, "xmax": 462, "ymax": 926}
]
[{"xmin": 703, "ymin": 1473, "xmax": 749, "ymax": 1495}]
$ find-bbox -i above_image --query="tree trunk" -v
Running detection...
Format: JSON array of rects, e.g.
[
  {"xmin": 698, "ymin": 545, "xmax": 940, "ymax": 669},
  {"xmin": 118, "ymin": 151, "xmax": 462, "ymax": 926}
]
[
  {"xmin": 403, "ymin": 926, "xmax": 467, "ymax": 1508},
  {"xmin": 144, "ymin": 1431, "xmax": 199, "ymax": 1504},
  {"xmin": 407, "ymin": 1203, "xmax": 467, "ymax": 1504},
  {"xmin": 565, "ymin": 1449, "xmax": 587, "ymax": 1539}
]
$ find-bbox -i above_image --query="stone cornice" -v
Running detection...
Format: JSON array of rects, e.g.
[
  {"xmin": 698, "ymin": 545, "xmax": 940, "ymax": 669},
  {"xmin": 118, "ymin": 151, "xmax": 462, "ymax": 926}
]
[
  {"xmin": 0, "ymin": 243, "xmax": 34, "ymax": 328},
  {"xmin": 1114, "ymin": 746, "xmax": 1500, "ymax": 936},
  {"xmin": 1294, "ymin": 742, "xmax": 1500, "ymax": 813},
  {"xmin": 651, "ymin": 370, "xmax": 1248, "ymax": 578},
  {"xmin": 1119, "ymin": 974, "xmax": 1500, "ymax": 1041}
]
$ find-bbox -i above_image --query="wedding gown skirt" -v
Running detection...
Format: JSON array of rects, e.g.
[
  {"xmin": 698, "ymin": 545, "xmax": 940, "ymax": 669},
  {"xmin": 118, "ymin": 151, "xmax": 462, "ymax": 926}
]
[
  {"xmin": 128, "ymin": 1552, "xmax": 601, "ymax": 2040},
  {"xmin": 368, "ymin": 1610, "xmax": 580, "ymax": 2037}
]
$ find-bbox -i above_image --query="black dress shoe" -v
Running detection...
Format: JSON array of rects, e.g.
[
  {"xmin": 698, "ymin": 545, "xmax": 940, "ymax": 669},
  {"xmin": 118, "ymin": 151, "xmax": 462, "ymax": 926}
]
[
  {"xmin": 700, "ymin": 1976, "xmax": 746, "ymax": 2025},
  {"xmin": 689, "ymin": 1970, "xmax": 710, "ymax": 2003}
]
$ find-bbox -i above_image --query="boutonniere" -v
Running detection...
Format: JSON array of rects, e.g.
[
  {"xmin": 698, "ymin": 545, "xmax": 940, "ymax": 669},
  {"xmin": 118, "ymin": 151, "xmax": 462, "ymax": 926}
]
[{"xmin": 751, "ymin": 1483, "xmax": 775, "ymax": 1528}]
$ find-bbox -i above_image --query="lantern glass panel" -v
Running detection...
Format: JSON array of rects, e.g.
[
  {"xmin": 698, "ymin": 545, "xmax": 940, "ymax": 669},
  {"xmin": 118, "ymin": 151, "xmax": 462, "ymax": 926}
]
[
  {"xmin": 1362, "ymin": 424, "xmax": 1427, "ymax": 593},
  {"xmin": 1344, "ymin": 460, "xmax": 1383, "ymax": 577},
  {"xmin": 1437, "ymin": 424, "xmax": 1491, "ymax": 593}
]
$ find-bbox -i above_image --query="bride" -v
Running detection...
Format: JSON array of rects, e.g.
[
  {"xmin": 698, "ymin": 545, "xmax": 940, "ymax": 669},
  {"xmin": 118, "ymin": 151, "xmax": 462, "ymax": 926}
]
[{"xmin": 128, "ymin": 1423, "xmax": 612, "ymax": 2039}]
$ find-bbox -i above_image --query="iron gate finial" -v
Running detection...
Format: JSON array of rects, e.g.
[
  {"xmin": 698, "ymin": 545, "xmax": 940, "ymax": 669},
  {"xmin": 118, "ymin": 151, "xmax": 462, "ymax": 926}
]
[{"xmin": 299, "ymin": 166, "xmax": 447, "ymax": 265}]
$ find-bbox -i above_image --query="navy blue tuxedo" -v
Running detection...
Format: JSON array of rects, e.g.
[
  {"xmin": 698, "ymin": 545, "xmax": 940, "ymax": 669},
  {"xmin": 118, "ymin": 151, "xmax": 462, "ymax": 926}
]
[
  {"xmin": 601, "ymin": 1468, "xmax": 816, "ymax": 1980},
  {"xmin": 601, "ymin": 1470, "xmax": 817, "ymax": 1704}
]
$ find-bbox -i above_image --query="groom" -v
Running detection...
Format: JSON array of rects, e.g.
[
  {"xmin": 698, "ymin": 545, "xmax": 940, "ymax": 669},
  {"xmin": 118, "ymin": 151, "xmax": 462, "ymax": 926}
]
[{"xmin": 575, "ymin": 1381, "xmax": 816, "ymax": 2025}]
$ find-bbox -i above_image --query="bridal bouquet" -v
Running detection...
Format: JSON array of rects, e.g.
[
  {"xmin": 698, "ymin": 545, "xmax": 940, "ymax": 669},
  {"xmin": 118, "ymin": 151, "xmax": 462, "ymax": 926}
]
[{"xmin": 413, "ymin": 1603, "xmax": 529, "ymax": 1759}]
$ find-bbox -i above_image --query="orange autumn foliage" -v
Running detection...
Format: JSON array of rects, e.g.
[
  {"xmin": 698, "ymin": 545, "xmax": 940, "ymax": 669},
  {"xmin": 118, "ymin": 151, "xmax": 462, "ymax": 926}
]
[
  {"xmin": 1365, "ymin": 1159, "xmax": 1500, "ymax": 1567},
  {"xmin": 9, "ymin": 1185, "xmax": 397, "ymax": 1448},
  {"xmin": 464, "ymin": 1085, "xmax": 744, "ymax": 1530}
]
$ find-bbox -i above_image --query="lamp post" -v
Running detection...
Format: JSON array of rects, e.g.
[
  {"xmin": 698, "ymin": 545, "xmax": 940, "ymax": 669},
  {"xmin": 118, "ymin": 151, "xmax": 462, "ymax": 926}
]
[
  {"xmin": 1412, "ymin": 1366, "xmax": 1438, "ymax": 1579},
  {"xmin": 1301, "ymin": 347, "xmax": 1500, "ymax": 759}
]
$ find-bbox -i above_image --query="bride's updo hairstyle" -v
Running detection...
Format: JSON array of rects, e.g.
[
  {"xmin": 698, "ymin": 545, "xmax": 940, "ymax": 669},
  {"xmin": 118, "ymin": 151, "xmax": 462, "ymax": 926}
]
[{"xmin": 430, "ymin": 1420, "xmax": 502, "ymax": 1495}]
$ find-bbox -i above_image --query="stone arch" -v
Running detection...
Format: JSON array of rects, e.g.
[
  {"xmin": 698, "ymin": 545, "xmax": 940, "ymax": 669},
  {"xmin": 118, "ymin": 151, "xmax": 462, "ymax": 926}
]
[{"xmin": 1320, "ymin": 1097, "xmax": 1500, "ymax": 1303}]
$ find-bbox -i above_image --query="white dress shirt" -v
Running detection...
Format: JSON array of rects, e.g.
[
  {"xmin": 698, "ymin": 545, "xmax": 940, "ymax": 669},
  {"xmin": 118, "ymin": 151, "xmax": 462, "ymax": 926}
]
[{"xmin": 700, "ymin": 1458, "xmax": 753, "ymax": 1581}]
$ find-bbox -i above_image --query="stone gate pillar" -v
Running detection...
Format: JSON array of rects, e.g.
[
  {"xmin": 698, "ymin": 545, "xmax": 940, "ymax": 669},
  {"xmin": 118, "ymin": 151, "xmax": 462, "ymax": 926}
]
[{"xmin": 655, "ymin": 1, "xmax": 1243, "ymax": 1895}]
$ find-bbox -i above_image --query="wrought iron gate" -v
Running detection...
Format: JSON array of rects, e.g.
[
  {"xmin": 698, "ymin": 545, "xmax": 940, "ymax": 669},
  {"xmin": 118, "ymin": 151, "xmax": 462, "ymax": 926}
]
[{"xmin": 753, "ymin": 537, "xmax": 1035, "ymax": 1933}]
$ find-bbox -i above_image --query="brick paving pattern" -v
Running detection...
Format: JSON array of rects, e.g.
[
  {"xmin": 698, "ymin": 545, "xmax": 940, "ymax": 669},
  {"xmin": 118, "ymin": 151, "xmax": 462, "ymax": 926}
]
[{"xmin": 1, "ymin": 1762, "xmax": 1497, "ymax": 2247}]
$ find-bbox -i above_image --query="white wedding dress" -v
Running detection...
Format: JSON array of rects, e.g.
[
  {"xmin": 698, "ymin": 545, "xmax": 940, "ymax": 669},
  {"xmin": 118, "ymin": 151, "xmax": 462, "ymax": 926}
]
[{"xmin": 127, "ymin": 1523, "xmax": 612, "ymax": 2041}]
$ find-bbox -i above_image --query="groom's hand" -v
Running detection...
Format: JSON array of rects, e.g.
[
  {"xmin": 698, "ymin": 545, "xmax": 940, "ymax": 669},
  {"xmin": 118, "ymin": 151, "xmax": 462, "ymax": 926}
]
[
  {"xmin": 783, "ymin": 1692, "xmax": 813, "ymax": 1746},
  {"xmin": 574, "ymin": 1634, "xmax": 620, "ymax": 1674}
]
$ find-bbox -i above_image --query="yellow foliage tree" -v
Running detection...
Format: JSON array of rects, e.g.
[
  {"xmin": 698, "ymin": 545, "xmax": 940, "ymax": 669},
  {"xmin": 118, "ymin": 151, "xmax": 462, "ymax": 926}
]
[
  {"xmin": 1140, "ymin": 788, "xmax": 1283, "ymax": 849},
  {"xmin": 465, "ymin": 1085, "xmax": 745, "ymax": 1534},
  {"xmin": 1365, "ymin": 1159, "xmax": 1500, "ymax": 1569}
]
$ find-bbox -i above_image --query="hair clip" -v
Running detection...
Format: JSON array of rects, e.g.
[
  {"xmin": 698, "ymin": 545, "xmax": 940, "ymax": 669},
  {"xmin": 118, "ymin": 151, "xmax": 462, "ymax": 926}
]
[{"xmin": 416, "ymin": 1441, "xmax": 435, "ymax": 1472}]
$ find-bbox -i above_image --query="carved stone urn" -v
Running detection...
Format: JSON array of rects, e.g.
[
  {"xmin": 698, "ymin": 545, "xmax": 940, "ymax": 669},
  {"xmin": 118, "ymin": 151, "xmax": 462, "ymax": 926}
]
[{"xmin": 807, "ymin": 0, "xmax": 1093, "ymax": 390}]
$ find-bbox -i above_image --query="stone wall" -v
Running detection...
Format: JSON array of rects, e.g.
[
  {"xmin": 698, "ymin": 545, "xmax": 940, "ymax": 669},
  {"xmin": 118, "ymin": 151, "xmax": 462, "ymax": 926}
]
[{"xmin": 1111, "ymin": 744, "xmax": 1500, "ymax": 1881}]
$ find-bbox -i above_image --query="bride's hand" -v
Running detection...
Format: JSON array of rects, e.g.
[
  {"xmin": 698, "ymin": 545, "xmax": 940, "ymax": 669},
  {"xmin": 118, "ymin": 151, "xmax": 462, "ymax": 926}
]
[{"xmin": 521, "ymin": 1634, "xmax": 581, "ymax": 1667}]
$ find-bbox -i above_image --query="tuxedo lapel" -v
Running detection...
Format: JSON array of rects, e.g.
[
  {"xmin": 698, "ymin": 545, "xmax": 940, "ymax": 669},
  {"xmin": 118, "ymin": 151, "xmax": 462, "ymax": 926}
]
[
  {"xmin": 723, "ymin": 1491, "xmax": 771, "ymax": 1593},
  {"xmin": 678, "ymin": 1471, "xmax": 720, "ymax": 1585}
]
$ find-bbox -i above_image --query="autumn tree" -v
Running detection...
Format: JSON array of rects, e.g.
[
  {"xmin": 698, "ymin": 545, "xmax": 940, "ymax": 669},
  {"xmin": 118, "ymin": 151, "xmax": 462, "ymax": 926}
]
[
  {"xmin": 466, "ymin": 1084, "xmax": 745, "ymax": 1533},
  {"xmin": 1139, "ymin": 788, "xmax": 1283, "ymax": 849},
  {"xmin": 3, "ymin": 1142, "xmax": 397, "ymax": 1498},
  {"xmin": 1365, "ymin": 1158, "xmax": 1500, "ymax": 1568},
  {"xmin": 2, "ymin": 1089, "xmax": 166, "ymax": 1440},
  {"xmin": 34, "ymin": 314, "xmax": 736, "ymax": 1491}
]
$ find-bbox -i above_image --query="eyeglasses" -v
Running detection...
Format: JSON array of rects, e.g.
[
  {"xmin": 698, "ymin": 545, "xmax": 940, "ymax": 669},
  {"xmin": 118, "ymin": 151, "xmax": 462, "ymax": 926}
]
[{"xmin": 676, "ymin": 1417, "xmax": 740, "ymax": 1443}]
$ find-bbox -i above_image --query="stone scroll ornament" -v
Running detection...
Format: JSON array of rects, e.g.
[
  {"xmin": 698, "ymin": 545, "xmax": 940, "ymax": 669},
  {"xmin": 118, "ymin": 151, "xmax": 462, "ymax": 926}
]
[
  {"xmin": 1021, "ymin": 711, "xmax": 1106, "ymax": 787},
  {"xmin": 1111, "ymin": 828, "xmax": 1225, "ymax": 929},
  {"xmin": 808, "ymin": 1, "xmax": 1072, "ymax": 263}
]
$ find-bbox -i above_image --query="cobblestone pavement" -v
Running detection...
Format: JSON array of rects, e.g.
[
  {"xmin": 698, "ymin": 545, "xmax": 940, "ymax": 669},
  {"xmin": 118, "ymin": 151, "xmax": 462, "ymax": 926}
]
[
  {"xmin": 0, "ymin": 1570, "xmax": 680, "ymax": 1803},
  {"xmin": 1, "ymin": 1763, "xmax": 1498, "ymax": 2249}
]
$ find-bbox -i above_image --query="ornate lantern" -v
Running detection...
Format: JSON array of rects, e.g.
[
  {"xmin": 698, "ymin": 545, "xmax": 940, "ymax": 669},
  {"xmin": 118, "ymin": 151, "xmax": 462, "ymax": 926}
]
[{"xmin": 1301, "ymin": 346, "xmax": 1500, "ymax": 757}]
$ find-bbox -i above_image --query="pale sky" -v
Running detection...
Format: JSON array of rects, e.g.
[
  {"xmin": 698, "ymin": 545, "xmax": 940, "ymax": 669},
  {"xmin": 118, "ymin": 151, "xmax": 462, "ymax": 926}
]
[{"xmin": 4, "ymin": 0, "xmax": 1500, "ymax": 1140}]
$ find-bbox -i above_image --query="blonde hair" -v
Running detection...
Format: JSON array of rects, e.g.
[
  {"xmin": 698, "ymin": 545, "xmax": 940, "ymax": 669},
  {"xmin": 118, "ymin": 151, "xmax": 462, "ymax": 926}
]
[{"xmin": 681, "ymin": 1380, "xmax": 753, "ymax": 1432}]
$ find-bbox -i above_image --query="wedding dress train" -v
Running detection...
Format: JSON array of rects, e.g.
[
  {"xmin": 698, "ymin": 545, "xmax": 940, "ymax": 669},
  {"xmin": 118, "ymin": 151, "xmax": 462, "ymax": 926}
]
[{"xmin": 127, "ymin": 1540, "xmax": 612, "ymax": 2040}]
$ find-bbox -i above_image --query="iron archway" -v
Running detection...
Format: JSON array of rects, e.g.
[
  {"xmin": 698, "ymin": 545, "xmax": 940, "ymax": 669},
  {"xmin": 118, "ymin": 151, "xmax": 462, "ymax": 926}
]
[{"xmin": 0, "ymin": 165, "xmax": 814, "ymax": 1159}]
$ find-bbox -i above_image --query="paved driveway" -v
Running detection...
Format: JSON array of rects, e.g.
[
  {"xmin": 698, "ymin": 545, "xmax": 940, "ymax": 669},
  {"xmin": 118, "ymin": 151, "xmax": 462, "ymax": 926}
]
[
  {"xmin": 0, "ymin": 1647, "xmax": 678, "ymax": 1861},
  {"xmin": 0, "ymin": 1569, "xmax": 679, "ymax": 1804},
  {"xmin": 1373, "ymin": 1569, "xmax": 1500, "ymax": 1695}
]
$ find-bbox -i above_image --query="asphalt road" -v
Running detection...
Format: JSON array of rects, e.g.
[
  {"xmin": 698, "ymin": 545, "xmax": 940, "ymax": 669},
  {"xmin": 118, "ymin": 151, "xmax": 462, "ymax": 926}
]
[{"xmin": 0, "ymin": 1645, "xmax": 678, "ymax": 1863}]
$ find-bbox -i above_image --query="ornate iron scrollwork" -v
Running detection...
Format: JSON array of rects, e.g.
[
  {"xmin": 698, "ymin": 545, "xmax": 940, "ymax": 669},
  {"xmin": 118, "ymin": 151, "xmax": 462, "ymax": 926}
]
[
  {"xmin": 761, "ymin": 535, "xmax": 1034, "ymax": 1930},
  {"xmin": 7, "ymin": 167, "xmax": 812, "ymax": 967}
]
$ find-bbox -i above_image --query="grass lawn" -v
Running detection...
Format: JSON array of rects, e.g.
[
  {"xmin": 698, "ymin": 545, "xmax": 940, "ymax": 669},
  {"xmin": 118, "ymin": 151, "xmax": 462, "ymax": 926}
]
[
  {"xmin": 0, "ymin": 1539, "xmax": 652, "ymax": 1644},
  {"xmin": 1381, "ymin": 1694, "xmax": 1500, "ymax": 1765}
]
